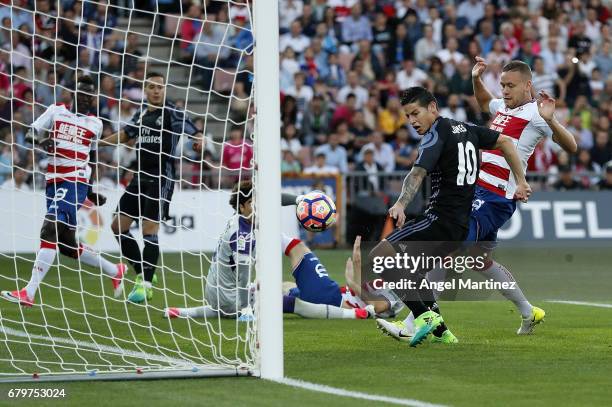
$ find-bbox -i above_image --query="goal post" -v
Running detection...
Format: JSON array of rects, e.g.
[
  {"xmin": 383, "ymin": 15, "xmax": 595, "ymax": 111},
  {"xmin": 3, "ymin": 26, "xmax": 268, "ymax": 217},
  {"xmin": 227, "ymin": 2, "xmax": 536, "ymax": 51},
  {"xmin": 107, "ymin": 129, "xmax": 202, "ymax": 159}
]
[
  {"xmin": 253, "ymin": 0, "xmax": 283, "ymax": 380},
  {"xmin": 0, "ymin": 0, "xmax": 282, "ymax": 382}
]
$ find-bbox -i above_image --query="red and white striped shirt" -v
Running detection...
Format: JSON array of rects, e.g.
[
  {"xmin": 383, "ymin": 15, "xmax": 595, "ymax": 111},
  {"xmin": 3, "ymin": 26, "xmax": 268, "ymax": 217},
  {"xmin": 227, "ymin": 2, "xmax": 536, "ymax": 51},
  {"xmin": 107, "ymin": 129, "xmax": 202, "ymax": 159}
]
[
  {"xmin": 31, "ymin": 104, "xmax": 103, "ymax": 184},
  {"xmin": 478, "ymin": 99, "xmax": 553, "ymax": 199}
]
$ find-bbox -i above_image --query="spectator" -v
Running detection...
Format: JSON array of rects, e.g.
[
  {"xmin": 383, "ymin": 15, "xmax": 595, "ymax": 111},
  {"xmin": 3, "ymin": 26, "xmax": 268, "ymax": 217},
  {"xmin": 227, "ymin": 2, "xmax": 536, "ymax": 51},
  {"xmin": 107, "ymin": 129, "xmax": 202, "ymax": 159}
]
[
  {"xmin": 12, "ymin": 67, "xmax": 32, "ymax": 109},
  {"xmin": 500, "ymin": 22, "xmax": 519, "ymax": 58},
  {"xmin": 281, "ymin": 95, "xmax": 299, "ymax": 127},
  {"xmin": 298, "ymin": 3, "xmax": 317, "ymax": 37},
  {"xmin": 179, "ymin": 2, "xmax": 203, "ymax": 56},
  {"xmin": 427, "ymin": 57, "xmax": 450, "ymax": 106},
  {"xmin": 414, "ymin": 25, "xmax": 440, "ymax": 67},
  {"xmin": 315, "ymin": 133, "xmax": 348, "ymax": 173},
  {"xmin": 352, "ymin": 40, "xmax": 383, "ymax": 82},
  {"xmin": 302, "ymin": 94, "xmax": 331, "ymax": 146},
  {"xmin": 349, "ymin": 110, "xmax": 372, "ymax": 143},
  {"xmin": 378, "ymin": 96, "xmax": 407, "ymax": 138},
  {"xmin": 540, "ymin": 36, "xmax": 565, "ymax": 73},
  {"xmin": 337, "ymin": 71, "xmax": 368, "ymax": 109},
  {"xmin": 440, "ymin": 94, "xmax": 467, "ymax": 122},
  {"xmin": 590, "ymin": 131, "xmax": 612, "ymax": 167},
  {"xmin": 372, "ymin": 12, "xmax": 392, "ymax": 56},
  {"xmin": 279, "ymin": 0, "xmax": 303, "ymax": 32},
  {"xmin": 391, "ymin": 127, "xmax": 417, "ymax": 171},
  {"xmin": 123, "ymin": 33, "xmax": 143, "ymax": 75},
  {"xmin": 575, "ymin": 148, "xmax": 600, "ymax": 188},
  {"xmin": 594, "ymin": 40, "xmax": 612, "ymax": 79},
  {"xmin": 304, "ymin": 152, "xmax": 339, "ymax": 175},
  {"xmin": 568, "ymin": 114, "xmax": 594, "ymax": 150},
  {"xmin": 331, "ymin": 93, "xmax": 356, "ymax": 129},
  {"xmin": 322, "ymin": 52, "xmax": 346, "ymax": 88},
  {"xmin": 222, "ymin": 126, "xmax": 254, "ymax": 174},
  {"xmin": 396, "ymin": 59, "xmax": 428, "ymax": 91},
  {"xmin": 437, "ymin": 37, "xmax": 464, "ymax": 79},
  {"xmin": 553, "ymin": 165, "xmax": 583, "ymax": 190},
  {"xmin": 355, "ymin": 146, "xmax": 384, "ymax": 192},
  {"xmin": 476, "ymin": 21, "xmax": 496, "ymax": 57},
  {"xmin": 280, "ymin": 21, "xmax": 311, "ymax": 55},
  {"xmin": 195, "ymin": 20, "xmax": 231, "ymax": 89},
  {"xmin": 532, "ymin": 57, "xmax": 566, "ymax": 100},
  {"xmin": 482, "ymin": 60, "xmax": 503, "ymax": 98},
  {"xmin": 457, "ymin": 0, "xmax": 485, "ymax": 29},
  {"xmin": 568, "ymin": 21, "xmax": 592, "ymax": 58},
  {"xmin": 280, "ymin": 47, "xmax": 301, "ymax": 92},
  {"xmin": 386, "ymin": 23, "xmax": 413, "ymax": 68},
  {"xmin": 281, "ymin": 124, "xmax": 303, "ymax": 157},
  {"xmin": 285, "ymin": 71, "xmax": 314, "ymax": 113},
  {"xmin": 281, "ymin": 150, "xmax": 302, "ymax": 174},
  {"xmin": 584, "ymin": 7, "xmax": 602, "ymax": 44},
  {"xmin": 596, "ymin": 161, "xmax": 612, "ymax": 190},
  {"xmin": 449, "ymin": 59, "xmax": 477, "ymax": 116},
  {"xmin": 486, "ymin": 39, "xmax": 511, "ymax": 67},
  {"xmin": 359, "ymin": 131, "xmax": 395, "ymax": 172},
  {"xmin": 0, "ymin": 165, "xmax": 31, "ymax": 192},
  {"xmin": 341, "ymin": 3, "xmax": 372, "ymax": 45},
  {"xmin": 363, "ymin": 94, "xmax": 380, "ymax": 131},
  {"xmin": 0, "ymin": 89, "xmax": 10, "ymax": 129}
]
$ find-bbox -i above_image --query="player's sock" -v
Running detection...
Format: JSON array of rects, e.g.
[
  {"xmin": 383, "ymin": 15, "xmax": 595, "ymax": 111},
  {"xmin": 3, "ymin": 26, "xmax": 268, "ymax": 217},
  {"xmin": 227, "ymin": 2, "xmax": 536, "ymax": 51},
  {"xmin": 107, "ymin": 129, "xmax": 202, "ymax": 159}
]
[
  {"xmin": 142, "ymin": 234, "xmax": 159, "ymax": 283},
  {"xmin": 77, "ymin": 245, "xmax": 118, "ymax": 277},
  {"xmin": 181, "ymin": 305, "xmax": 219, "ymax": 318},
  {"xmin": 117, "ymin": 232, "xmax": 142, "ymax": 274},
  {"xmin": 281, "ymin": 234, "xmax": 301, "ymax": 255},
  {"xmin": 24, "ymin": 242, "xmax": 57, "ymax": 299},
  {"xmin": 403, "ymin": 312, "xmax": 415, "ymax": 331},
  {"xmin": 292, "ymin": 297, "xmax": 357, "ymax": 319},
  {"xmin": 481, "ymin": 260, "xmax": 533, "ymax": 318}
]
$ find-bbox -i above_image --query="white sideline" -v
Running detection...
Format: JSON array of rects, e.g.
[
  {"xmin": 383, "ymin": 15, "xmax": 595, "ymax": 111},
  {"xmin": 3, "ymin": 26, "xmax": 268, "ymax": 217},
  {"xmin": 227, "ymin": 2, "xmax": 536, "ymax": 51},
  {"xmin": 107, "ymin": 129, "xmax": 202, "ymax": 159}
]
[
  {"xmin": 0, "ymin": 326, "xmax": 191, "ymax": 367},
  {"xmin": 272, "ymin": 377, "xmax": 448, "ymax": 407},
  {"xmin": 546, "ymin": 300, "xmax": 612, "ymax": 309}
]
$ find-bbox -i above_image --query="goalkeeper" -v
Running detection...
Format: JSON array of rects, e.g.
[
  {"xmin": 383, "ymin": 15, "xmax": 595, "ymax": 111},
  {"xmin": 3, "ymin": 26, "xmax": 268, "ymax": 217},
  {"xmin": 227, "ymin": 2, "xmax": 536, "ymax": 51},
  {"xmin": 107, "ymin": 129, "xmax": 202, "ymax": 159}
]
[{"xmin": 99, "ymin": 72, "xmax": 204, "ymax": 304}]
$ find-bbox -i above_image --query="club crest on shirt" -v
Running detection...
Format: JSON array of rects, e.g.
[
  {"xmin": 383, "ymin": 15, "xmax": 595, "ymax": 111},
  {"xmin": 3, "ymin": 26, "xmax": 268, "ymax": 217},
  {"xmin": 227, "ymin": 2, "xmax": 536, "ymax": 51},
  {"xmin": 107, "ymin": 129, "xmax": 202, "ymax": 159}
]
[{"xmin": 156, "ymin": 116, "xmax": 162, "ymax": 126}]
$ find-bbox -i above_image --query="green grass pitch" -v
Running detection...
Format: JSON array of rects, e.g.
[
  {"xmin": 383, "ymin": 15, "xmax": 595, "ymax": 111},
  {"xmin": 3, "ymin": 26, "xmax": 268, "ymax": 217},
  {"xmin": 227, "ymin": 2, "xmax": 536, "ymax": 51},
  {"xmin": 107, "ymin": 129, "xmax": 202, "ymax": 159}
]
[{"xmin": 0, "ymin": 248, "xmax": 610, "ymax": 406}]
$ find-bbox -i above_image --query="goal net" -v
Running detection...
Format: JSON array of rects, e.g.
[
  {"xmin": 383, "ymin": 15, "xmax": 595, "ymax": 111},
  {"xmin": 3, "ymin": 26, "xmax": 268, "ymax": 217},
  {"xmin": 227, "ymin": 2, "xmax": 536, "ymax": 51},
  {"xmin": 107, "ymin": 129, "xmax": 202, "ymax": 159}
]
[{"xmin": 0, "ymin": 0, "xmax": 281, "ymax": 381}]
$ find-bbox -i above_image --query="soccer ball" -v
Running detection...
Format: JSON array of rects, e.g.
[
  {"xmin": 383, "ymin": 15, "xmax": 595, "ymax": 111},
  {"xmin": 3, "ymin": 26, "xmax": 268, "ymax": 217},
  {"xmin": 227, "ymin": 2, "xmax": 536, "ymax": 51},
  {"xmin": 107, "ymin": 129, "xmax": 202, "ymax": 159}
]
[{"xmin": 296, "ymin": 191, "xmax": 337, "ymax": 232}]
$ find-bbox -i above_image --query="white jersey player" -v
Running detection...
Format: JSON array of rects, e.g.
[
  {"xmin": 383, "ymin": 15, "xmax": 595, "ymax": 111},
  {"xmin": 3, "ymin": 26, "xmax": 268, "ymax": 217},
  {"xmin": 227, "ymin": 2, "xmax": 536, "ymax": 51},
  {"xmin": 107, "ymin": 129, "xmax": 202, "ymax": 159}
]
[{"xmin": 1, "ymin": 76, "xmax": 125, "ymax": 307}]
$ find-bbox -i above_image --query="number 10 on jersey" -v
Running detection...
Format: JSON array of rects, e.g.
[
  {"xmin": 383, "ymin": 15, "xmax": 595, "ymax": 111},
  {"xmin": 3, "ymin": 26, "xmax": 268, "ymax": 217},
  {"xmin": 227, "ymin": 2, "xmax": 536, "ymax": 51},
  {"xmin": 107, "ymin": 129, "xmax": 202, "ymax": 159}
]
[{"xmin": 457, "ymin": 141, "xmax": 477, "ymax": 186}]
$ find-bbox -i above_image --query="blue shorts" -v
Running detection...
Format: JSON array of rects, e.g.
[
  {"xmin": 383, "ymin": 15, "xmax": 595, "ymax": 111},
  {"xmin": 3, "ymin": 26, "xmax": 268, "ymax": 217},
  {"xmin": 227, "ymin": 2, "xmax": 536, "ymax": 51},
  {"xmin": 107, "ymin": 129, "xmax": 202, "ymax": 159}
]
[
  {"xmin": 466, "ymin": 186, "xmax": 516, "ymax": 249},
  {"xmin": 45, "ymin": 181, "xmax": 89, "ymax": 228},
  {"xmin": 287, "ymin": 252, "xmax": 342, "ymax": 307}
]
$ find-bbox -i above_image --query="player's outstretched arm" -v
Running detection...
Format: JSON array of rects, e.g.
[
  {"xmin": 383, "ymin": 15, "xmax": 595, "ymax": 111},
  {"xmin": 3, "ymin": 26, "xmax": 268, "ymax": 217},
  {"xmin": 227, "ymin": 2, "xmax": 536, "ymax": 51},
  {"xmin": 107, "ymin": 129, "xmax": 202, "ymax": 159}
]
[
  {"xmin": 471, "ymin": 56, "xmax": 494, "ymax": 114},
  {"xmin": 495, "ymin": 135, "xmax": 532, "ymax": 202},
  {"xmin": 99, "ymin": 130, "xmax": 130, "ymax": 146},
  {"xmin": 389, "ymin": 166, "xmax": 427, "ymax": 227},
  {"xmin": 537, "ymin": 90, "xmax": 577, "ymax": 154}
]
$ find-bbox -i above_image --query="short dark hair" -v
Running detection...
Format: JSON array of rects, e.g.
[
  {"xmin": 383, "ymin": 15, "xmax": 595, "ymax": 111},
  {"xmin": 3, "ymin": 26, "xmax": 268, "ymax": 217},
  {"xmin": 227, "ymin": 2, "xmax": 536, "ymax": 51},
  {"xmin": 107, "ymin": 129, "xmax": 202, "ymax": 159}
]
[
  {"xmin": 146, "ymin": 71, "xmax": 165, "ymax": 81},
  {"xmin": 77, "ymin": 75, "xmax": 95, "ymax": 88},
  {"xmin": 399, "ymin": 86, "xmax": 437, "ymax": 108},
  {"xmin": 502, "ymin": 60, "xmax": 532, "ymax": 79},
  {"xmin": 229, "ymin": 180, "xmax": 253, "ymax": 211}
]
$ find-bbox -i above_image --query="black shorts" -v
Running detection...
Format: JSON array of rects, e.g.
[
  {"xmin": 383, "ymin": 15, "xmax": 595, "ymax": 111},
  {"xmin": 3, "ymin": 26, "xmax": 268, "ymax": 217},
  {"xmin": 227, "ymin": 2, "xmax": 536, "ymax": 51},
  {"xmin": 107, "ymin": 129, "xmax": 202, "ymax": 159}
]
[
  {"xmin": 386, "ymin": 212, "xmax": 467, "ymax": 248},
  {"xmin": 117, "ymin": 175, "xmax": 174, "ymax": 222}
]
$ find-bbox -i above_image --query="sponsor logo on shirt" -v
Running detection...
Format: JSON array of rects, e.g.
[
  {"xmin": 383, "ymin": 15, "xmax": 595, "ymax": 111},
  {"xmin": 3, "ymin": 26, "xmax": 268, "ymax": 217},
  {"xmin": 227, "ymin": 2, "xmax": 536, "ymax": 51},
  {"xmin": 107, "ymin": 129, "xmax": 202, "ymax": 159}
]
[{"xmin": 56, "ymin": 122, "xmax": 89, "ymax": 144}]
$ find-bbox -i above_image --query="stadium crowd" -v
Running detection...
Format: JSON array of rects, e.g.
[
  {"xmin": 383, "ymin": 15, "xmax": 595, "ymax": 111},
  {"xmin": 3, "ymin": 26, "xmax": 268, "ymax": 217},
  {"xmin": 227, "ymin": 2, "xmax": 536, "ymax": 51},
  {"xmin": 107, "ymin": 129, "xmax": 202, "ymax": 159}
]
[{"xmin": 0, "ymin": 0, "xmax": 611, "ymax": 193}]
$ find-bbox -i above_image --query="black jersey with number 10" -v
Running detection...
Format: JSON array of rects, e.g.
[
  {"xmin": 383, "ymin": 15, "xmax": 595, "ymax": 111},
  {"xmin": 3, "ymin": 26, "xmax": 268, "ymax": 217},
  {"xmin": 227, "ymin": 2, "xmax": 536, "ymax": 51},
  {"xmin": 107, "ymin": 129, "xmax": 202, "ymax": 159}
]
[{"xmin": 413, "ymin": 116, "xmax": 500, "ymax": 228}]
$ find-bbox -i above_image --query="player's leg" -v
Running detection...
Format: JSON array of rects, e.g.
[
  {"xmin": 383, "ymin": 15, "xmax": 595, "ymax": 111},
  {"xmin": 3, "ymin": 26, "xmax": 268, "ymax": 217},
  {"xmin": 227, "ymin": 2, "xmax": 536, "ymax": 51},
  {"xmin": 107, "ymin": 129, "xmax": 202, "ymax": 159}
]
[
  {"xmin": 163, "ymin": 305, "xmax": 218, "ymax": 319},
  {"xmin": 282, "ymin": 235, "xmax": 368, "ymax": 319},
  {"xmin": 3, "ymin": 182, "xmax": 70, "ymax": 305},
  {"xmin": 112, "ymin": 186, "xmax": 141, "ymax": 276},
  {"xmin": 468, "ymin": 191, "xmax": 544, "ymax": 333}
]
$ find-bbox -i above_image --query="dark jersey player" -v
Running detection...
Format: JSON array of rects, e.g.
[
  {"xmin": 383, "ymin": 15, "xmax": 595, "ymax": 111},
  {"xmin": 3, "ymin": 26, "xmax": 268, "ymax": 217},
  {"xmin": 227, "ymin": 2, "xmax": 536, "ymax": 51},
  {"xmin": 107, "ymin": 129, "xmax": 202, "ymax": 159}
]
[
  {"xmin": 100, "ymin": 71, "xmax": 204, "ymax": 304},
  {"xmin": 371, "ymin": 86, "xmax": 531, "ymax": 347}
]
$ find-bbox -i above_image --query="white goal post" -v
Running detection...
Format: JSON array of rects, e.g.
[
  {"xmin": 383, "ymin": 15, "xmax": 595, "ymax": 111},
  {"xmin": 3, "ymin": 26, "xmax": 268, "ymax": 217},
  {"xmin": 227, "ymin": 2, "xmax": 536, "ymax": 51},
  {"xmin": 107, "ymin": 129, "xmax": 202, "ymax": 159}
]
[{"xmin": 0, "ymin": 0, "xmax": 282, "ymax": 382}]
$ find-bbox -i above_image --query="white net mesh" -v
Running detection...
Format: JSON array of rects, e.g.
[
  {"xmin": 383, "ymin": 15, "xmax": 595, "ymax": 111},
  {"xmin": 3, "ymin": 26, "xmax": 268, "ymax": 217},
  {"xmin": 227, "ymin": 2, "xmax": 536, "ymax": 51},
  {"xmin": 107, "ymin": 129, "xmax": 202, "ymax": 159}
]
[{"xmin": 0, "ymin": 0, "xmax": 260, "ymax": 379}]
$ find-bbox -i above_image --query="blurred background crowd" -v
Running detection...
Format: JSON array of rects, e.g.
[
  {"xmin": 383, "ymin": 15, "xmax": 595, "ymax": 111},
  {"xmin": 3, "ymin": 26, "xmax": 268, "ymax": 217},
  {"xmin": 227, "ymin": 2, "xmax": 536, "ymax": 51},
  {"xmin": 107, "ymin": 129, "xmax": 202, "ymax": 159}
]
[{"xmin": 0, "ymin": 0, "xmax": 611, "ymax": 194}]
